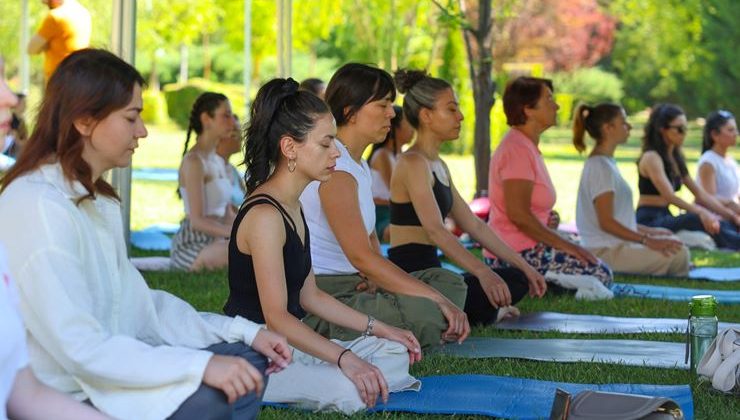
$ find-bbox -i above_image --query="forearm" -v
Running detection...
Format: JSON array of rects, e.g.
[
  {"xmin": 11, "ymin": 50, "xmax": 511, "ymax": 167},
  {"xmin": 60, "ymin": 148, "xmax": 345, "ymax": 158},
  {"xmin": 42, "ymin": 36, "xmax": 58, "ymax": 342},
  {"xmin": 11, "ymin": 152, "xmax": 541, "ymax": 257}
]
[
  {"xmin": 189, "ymin": 215, "xmax": 231, "ymax": 238},
  {"xmin": 264, "ymin": 310, "xmax": 346, "ymax": 365},
  {"xmin": 512, "ymin": 212, "xmax": 571, "ymax": 250},
  {"xmin": 429, "ymin": 225, "xmax": 490, "ymax": 277},
  {"xmin": 600, "ymin": 218, "xmax": 644, "ymax": 243},
  {"xmin": 470, "ymin": 219, "xmax": 532, "ymax": 272},
  {"xmin": 301, "ymin": 288, "xmax": 369, "ymax": 334}
]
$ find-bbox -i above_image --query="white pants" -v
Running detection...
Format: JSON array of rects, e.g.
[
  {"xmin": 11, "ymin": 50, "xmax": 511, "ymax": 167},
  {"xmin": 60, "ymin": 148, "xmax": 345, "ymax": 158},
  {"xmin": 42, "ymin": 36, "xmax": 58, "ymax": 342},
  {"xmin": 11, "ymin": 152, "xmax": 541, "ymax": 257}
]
[{"xmin": 263, "ymin": 336, "xmax": 420, "ymax": 414}]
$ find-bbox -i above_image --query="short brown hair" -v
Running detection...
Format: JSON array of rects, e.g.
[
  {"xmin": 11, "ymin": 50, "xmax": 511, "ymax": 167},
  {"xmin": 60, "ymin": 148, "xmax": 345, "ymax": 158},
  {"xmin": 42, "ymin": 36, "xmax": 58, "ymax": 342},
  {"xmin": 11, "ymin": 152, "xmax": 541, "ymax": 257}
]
[{"xmin": 503, "ymin": 76, "xmax": 554, "ymax": 126}]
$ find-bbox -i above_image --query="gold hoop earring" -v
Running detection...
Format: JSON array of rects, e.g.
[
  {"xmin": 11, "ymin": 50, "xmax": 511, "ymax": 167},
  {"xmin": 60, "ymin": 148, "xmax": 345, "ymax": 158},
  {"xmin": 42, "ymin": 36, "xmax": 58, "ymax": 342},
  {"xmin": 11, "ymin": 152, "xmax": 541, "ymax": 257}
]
[{"xmin": 288, "ymin": 158, "xmax": 296, "ymax": 173}]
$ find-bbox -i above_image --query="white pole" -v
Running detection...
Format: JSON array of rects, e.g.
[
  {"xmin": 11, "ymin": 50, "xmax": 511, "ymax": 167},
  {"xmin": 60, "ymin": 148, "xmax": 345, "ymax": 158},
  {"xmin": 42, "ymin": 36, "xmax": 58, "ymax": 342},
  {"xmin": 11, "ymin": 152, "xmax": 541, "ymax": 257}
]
[
  {"xmin": 111, "ymin": 0, "xmax": 137, "ymax": 253},
  {"xmin": 243, "ymin": 0, "xmax": 252, "ymax": 116},
  {"xmin": 277, "ymin": 0, "xmax": 292, "ymax": 78}
]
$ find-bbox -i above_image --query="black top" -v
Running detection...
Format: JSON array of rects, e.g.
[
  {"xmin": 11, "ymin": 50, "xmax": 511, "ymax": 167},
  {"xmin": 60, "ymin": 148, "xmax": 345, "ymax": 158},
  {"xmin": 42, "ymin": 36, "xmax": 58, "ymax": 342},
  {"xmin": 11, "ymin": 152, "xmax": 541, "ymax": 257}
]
[
  {"xmin": 638, "ymin": 165, "xmax": 682, "ymax": 196},
  {"xmin": 390, "ymin": 171, "xmax": 453, "ymax": 226},
  {"xmin": 223, "ymin": 194, "xmax": 310, "ymax": 323}
]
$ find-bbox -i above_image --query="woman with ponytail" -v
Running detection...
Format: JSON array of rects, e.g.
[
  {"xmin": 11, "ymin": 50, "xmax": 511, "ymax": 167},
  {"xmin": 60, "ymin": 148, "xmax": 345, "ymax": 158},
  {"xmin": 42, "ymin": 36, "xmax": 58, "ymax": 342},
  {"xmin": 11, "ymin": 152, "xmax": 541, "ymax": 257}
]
[
  {"xmin": 224, "ymin": 78, "xmax": 420, "ymax": 413},
  {"xmin": 636, "ymin": 104, "xmax": 740, "ymax": 249},
  {"xmin": 368, "ymin": 105, "xmax": 415, "ymax": 242},
  {"xmin": 696, "ymin": 110, "xmax": 739, "ymax": 214},
  {"xmin": 387, "ymin": 69, "xmax": 546, "ymax": 325},
  {"xmin": 299, "ymin": 63, "xmax": 470, "ymax": 350},
  {"xmin": 574, "ymin": 103, "xmax": 689, "ymax": 276},
  {"xmin": 170, "ymin": 92, "xmax": 236, "ymax": 271}
]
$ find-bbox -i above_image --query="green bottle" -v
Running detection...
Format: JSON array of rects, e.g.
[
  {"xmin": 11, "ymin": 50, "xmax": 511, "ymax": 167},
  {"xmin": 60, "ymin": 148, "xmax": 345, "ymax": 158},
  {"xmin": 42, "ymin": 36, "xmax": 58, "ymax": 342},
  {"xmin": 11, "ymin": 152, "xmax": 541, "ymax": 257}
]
[{"xmin": 685, "ymin": 295, "xmax": 718, "ymax": 372}]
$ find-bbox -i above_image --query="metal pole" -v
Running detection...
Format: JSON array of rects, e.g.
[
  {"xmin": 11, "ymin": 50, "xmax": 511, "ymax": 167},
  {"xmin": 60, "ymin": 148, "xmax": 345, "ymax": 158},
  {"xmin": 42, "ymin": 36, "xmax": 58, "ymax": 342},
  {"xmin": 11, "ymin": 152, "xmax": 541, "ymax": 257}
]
[
  {"xmin": 20, "ymin": 0, "xmax": 30, "ymax": 93},
  {"xmin": 277, "ymin": 0, "xmax": 292, "ymax": 78},
  {"xmin": 243, "ymin": 0, "xmax": 252, "ymax": 116},
  {"xmin": 111, "ymin": 0, "xmax": 137, "ymax": 253}
]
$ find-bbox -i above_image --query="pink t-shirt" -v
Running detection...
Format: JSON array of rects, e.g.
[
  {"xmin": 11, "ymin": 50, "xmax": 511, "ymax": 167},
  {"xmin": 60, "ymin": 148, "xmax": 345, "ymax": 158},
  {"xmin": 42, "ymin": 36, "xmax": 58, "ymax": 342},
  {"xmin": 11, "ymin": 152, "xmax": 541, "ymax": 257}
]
[{"xmin": 486, "ymin": 128, "xmax": 556, "ymax": 255}]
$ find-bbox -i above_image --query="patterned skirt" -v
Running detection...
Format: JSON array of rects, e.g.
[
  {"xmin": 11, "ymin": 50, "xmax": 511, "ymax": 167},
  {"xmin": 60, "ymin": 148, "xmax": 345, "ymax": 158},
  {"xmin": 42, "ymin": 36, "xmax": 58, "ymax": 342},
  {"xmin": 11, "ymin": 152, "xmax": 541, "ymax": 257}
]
[{"xmin": 169, "ymin": 218, "xmax": 216, "ymax": 270}]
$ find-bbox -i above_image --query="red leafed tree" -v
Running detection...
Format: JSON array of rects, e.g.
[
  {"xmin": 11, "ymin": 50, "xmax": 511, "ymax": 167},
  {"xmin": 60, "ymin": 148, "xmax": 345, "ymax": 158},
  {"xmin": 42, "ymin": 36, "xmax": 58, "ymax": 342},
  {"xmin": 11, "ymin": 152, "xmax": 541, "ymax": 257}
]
[{"xmin": 493, "ymin": 0, "xmax": 615, "ymax": 72}]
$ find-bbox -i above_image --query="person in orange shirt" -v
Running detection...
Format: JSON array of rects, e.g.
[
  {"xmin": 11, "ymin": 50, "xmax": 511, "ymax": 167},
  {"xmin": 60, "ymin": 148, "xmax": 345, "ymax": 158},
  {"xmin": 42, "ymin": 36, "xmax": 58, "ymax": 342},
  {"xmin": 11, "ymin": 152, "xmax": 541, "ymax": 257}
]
[{"xmin": 27, "ymin": 0, "xmax": 91, "ymax": 80}]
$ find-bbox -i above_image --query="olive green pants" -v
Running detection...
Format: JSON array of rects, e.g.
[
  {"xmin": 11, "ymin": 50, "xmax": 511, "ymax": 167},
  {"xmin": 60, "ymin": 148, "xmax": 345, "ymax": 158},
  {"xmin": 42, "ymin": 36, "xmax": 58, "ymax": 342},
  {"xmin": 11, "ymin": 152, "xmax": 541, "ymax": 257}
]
[{"xmin": 303, "ymin": 267, "xmax": 467, "ymax": 350}]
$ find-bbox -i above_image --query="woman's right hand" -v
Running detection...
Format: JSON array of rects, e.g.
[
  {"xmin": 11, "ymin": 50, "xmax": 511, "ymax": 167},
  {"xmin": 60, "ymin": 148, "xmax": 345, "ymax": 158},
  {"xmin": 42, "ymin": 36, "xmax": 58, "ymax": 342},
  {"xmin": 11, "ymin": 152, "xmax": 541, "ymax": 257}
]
[
  {"xmin": 699, "ymin": 210, "xmax": 721, "ymax": 234},
  {"xmin": 203, "ymin": 355, "xmax": 264, "ymax": 404},
  {"xmin": 478, "ymin": 270, "xmax": 512, "ymax": 308},
  {"xmin": 644, "ymin": 236, "xmax": 683, "ymax": 256},
  {"xmin": 562, "ymin": 242, "xmax": 598, "ymax": 265},
  {"xmin": 437, "ymin": 299, "xmax": 470, "ymax": 344},
  {"xmin": 339, "ymin": 352, "xmax": 389, "ymax": 408}
]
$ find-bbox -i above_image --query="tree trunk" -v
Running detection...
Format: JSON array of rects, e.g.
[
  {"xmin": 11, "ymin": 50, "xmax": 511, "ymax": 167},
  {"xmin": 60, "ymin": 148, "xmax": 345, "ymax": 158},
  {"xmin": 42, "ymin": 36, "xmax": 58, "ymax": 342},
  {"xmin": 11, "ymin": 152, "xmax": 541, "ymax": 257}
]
[
  {"xmin": 459, "ymin": 0, "xmax": 495, "ymax": 197},
  {"xmin": 203, "ymin": 33, "xmax": 211, "ymax": 80},
  {"xmin": 149, "ymin": 51, "xmax": 160, "ymax": 92}
]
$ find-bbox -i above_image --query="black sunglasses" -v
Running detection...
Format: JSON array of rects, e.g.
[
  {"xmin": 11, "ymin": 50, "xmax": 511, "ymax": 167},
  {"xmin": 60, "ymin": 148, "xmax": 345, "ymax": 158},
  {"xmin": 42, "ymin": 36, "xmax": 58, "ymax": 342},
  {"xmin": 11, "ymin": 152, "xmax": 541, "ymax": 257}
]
[{"xmin": 667, "ymin": 125, "xmax": 687, "ymax": 135}]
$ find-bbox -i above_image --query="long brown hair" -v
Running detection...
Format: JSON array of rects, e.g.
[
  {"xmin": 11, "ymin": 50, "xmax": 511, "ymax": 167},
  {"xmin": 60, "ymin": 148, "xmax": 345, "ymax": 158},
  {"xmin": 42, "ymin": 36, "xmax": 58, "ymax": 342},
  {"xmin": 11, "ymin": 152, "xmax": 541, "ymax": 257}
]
[
  {"xmin": 572, "ymin": 103, "xmax": 623, "ymax": 153},
  {"xmin": 1, "ymin": 49, "xmax": 144, "ymax": 202}
]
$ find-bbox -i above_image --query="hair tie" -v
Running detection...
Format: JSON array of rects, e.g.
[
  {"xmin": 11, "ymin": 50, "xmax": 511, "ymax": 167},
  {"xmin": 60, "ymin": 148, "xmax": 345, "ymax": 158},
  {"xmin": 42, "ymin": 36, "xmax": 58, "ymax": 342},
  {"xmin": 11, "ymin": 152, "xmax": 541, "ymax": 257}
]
[{"xmin": 281, "ymin": 78, "xmax": 300, "ymax": 96}]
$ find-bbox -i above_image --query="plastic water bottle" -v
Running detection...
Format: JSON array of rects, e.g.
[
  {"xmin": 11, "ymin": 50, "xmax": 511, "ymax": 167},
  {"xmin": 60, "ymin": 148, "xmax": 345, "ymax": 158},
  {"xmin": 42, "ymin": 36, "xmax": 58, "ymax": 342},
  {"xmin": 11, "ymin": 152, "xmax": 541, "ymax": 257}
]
[{"xmin": 685, "ymin": 295, "xmax": 718, "ymax": 372}]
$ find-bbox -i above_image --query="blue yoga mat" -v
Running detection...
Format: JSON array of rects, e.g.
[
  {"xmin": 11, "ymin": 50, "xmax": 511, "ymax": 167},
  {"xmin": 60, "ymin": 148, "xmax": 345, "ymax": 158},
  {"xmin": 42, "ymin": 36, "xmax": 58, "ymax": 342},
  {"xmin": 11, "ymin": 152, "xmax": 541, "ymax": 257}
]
[
  {"xmin": 130, "ymin": 228, "xmax": 173, "ymax": 251},
  {"xmin": 688, "ymin": 267, "xmax": 740, "ymax": 282},
  {"xmin": 266, "ymin": 375, "xmax": 693, "ymax": 419},
  {"xmin": 613, "ymin": 282, "xmax": 740, "ymax": 304}
]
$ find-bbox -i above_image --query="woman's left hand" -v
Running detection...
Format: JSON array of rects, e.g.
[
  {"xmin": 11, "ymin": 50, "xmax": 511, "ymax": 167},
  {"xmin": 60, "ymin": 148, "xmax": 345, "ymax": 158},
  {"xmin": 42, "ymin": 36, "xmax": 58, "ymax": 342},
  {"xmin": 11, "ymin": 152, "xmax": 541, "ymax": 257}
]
[
  {"xmin": 372, "ymin": 321, "xmax": 423, "ymax": 365},
  {"xmin": 523, "ymin": 266, "xmax": 547, "ymax": 298},
  {"xmin": 251, "ymin": 328, "xmax": 293, "ymax": 374}
]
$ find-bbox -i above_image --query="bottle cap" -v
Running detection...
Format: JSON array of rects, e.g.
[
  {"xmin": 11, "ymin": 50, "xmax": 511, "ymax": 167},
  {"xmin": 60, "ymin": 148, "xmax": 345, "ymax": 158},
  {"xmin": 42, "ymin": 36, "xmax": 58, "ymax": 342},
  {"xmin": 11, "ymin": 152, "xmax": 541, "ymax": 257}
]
[{"xmin": 689, "ymin": 295, "xmax": 717, "ymax": 317}]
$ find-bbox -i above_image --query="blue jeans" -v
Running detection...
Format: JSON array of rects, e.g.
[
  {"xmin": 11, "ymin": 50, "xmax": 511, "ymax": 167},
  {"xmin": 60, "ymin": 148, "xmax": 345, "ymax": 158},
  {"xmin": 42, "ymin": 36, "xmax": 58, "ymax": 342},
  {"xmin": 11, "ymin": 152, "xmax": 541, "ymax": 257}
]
[
  {"xmin": 168, "ymin": 342, "xmax": 268, "ymax": 420},
  {"xmin": 636, "ymin": 206, "xmax": 740, "ymax": 250}
]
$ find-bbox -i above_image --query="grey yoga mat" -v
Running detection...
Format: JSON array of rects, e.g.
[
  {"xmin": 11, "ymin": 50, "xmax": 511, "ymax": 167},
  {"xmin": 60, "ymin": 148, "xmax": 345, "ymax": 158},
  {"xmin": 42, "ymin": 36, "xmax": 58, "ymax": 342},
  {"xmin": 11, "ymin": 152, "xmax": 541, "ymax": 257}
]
[
  {"xmin": 435, "ymin": 337, "xmax": 688, "ymax": 369},
  {"xmin": 495, "ymin": 312, "xmax": 740, "ymax": 334}
]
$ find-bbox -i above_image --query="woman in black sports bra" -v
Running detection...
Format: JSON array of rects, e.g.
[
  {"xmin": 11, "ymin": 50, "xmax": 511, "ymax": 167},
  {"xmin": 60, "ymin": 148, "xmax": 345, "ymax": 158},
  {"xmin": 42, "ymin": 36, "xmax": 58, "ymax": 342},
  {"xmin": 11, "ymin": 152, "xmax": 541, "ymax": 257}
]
[
  {"xmin": 224, "ymin": 78, "xmax": 421, "ymax": 411},
  {"xmin": 387, "ymin": 70, "xmax": 547, "ymax": 325},
  {"xmin": 636, "ymin": 104, "xmax": 740, "ymax": 249}
]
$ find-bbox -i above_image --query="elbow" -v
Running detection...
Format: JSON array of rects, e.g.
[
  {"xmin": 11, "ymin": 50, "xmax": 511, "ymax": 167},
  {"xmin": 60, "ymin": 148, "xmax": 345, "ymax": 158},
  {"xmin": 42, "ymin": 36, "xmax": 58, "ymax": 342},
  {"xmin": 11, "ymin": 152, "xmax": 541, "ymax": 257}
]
[{"xmin": 508, "ymin": 212, "xmax": 532, "ymax": 232}]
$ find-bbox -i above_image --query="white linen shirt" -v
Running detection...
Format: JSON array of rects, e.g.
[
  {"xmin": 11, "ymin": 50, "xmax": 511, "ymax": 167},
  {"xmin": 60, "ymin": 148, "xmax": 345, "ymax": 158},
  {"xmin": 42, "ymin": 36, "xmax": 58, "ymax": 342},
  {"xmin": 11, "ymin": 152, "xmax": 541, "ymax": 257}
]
[{"xmin": 0, "ymin": 163, "xmax": 262, "ymax": 420}]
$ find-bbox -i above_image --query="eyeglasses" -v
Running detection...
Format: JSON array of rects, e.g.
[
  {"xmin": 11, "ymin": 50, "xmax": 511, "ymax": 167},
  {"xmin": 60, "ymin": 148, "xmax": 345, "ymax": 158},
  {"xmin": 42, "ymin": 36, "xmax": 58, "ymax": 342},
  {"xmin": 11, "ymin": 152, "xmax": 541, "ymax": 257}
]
[{"xmin": 667, "ymin": 125, "xmax": 687, "ymax": 135}]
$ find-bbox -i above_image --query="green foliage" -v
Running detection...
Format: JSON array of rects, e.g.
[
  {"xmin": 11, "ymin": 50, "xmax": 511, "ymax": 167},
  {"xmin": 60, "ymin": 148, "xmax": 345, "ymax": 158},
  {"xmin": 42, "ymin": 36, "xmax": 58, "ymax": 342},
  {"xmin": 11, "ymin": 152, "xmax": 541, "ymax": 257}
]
[
  {"xmin": 141, "ymin": 89, "xmax": 169, "ymax": 125},
  {"xmin": 552, "ymin": 67, "xmax": 624, "ymax": 122},
  {"xmin": 163, "ymin": 78, "xmax": 247, "ymax": 130}
]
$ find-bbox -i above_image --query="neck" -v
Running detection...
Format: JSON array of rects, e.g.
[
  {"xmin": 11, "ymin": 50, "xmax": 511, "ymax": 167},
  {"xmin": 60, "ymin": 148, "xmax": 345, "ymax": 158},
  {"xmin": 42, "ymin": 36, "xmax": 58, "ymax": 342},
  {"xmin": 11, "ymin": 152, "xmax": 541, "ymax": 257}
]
[
  {"xmin": 255, "ymin": 167, "xmax": 309, "ymax": 211},
  {"xmin": 711, "ymin": 144, "xmax": 728, "ymax": 157},
  {"xmin": 513, "ymin": 124, "xmax": 543, "ymax": 146},
  {"xmin": 666, "ymin": 143, "xmax": 675, "ymax": 155},
  {"xmin": 336, "ymin": 126, "xmax": 370, "ymax": 163},
  {"xmin": 193, "ymin": 133, "xmax": 219, "ymax": 153},
  {"xmin": 590, "ymin": 138, "xmax": 618, "ymax": 158},
  {"xmin": 412, "ymin": 128, "xmax": 442, "ymax": 160}
]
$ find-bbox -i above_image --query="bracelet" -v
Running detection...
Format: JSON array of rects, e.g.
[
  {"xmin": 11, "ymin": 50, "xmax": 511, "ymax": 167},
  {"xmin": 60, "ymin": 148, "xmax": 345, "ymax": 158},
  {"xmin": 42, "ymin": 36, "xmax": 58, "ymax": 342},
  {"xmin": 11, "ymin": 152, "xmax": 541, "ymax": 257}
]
[
  {"xmin": 337, "ymin": 348, "xmax": 352, "ymax": 369},
  {"xmin": 363, "ymin": 315, "xmax": 375, "ymax": 337}
]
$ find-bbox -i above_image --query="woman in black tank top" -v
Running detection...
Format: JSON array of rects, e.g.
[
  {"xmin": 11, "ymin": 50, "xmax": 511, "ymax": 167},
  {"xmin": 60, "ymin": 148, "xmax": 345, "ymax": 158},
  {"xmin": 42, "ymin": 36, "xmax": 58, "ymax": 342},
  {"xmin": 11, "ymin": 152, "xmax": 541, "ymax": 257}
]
[
  {"xmin": 388, "ymin": 70, "xmax": 548, "ymax": 325},
  {"xmin": 636, "ymin": 104, "xmax": 740, "ymax": 249},
  {"xmin": 225, "ymin": 78, "xmax": 421, "ymax": 410}
]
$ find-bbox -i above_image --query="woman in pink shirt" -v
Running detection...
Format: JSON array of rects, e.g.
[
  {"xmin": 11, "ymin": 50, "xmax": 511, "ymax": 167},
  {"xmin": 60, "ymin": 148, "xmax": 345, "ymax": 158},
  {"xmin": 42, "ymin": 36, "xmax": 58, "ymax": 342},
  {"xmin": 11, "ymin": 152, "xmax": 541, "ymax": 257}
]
[{"xmin": 487, "ymin": 77, "xmax": 612, "ymax": 297}]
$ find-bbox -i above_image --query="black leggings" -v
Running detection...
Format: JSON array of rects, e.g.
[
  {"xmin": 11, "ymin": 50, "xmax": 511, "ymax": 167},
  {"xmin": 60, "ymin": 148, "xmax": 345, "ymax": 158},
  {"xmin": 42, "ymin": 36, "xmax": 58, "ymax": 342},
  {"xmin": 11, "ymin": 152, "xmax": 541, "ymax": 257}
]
[{"xmin": 388, "ymin": 243, "xmax": 529, "ymax": 325}]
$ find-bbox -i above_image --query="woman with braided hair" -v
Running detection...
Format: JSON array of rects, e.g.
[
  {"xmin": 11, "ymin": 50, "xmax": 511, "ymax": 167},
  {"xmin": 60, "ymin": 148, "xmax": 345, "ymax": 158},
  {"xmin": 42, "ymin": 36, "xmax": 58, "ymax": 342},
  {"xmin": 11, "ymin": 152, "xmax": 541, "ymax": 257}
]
[{"xmin": 171, "ymin": 92, "xmax": 237, "ymax": 271}]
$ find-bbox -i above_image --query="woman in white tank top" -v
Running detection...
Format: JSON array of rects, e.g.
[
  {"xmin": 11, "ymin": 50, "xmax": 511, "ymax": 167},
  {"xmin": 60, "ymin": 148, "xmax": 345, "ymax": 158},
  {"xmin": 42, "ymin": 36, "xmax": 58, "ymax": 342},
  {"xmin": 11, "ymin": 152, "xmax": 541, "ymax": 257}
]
[
  {"xmin": 171, "ymin": 92, "xmax": 236, "ymax": 271},
  {"xmin": 697, "ymin": 110, "xmax": 739, "ymax": 216}
]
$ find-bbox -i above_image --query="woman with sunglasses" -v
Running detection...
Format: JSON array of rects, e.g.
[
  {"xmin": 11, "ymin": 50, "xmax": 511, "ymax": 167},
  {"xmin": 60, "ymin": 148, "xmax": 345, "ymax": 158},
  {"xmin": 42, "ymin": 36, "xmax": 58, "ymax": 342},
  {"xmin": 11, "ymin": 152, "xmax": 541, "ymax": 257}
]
[
  {"xmin": 636, "ymin": 104, "xmax": 740, "ymax": 250},
  {"xmin": 696, "ymin": 110, "xmax": 739, "ymax": 215}
]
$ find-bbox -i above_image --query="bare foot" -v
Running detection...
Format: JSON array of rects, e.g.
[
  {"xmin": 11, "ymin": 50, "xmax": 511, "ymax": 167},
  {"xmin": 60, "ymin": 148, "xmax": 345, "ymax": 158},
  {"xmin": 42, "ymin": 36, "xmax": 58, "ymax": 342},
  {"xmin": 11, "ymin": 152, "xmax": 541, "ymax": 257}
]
[{"xmin": 495, "ymin": 306, "xmax": 521, "ymax": 323}]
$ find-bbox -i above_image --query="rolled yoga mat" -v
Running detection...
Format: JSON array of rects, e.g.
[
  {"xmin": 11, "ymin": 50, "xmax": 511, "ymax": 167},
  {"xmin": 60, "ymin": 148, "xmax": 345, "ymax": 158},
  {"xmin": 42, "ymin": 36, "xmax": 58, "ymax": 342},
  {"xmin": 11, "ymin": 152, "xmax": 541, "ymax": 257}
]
[
  {"xmin": 267, "ymin": 375, "xmax": 694, "ymax": 419},
  {"xmin": 434, "ymin": 337, "xmax": 688, "ymax": 369},
  {"xmin": 495, "ymin": 311, "xmax": 740, "ymax": 334},
  {"xmin": 612, "ymin": 283, "xmax": 740, "ymax": 304}
]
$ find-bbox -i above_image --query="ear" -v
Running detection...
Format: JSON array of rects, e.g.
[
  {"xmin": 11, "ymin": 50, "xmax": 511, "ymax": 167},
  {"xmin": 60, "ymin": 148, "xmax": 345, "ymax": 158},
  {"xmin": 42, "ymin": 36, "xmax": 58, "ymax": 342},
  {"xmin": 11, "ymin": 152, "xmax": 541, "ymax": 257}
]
[
  {"xmin": 344, "ymin": 106, "xmax": 355, "ymax": 124},
  {"xmin": 279, "ymin": 135, "xmax": 297, "ymax": 160},
  {"xmin": 199, "ymin": 110, "xmax": 211, "ymax": 128},
  {"xmin": 73, "ymin": 116, "xmax": 96, "ymax": 137},
  {"xmin": 419, "ymin": 107, "xmax": 433, "ymax": 126}
]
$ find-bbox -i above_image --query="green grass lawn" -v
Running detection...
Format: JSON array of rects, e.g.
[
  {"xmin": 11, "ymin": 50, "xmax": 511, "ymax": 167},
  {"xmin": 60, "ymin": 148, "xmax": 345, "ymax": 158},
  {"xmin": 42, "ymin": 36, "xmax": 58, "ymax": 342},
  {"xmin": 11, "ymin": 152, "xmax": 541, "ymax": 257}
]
[{"xmin": 133, "ymin": 123, "xmax": 738, "ymax": 419}]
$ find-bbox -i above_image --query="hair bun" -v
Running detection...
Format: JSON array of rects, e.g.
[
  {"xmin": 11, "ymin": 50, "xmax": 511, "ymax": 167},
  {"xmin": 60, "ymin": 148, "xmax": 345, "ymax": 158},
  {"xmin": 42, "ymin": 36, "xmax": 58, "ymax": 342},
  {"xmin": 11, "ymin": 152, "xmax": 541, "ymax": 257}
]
[
  {"xmin": 394, "ymin": 69, "xmax": 427, "ymax": 94},
  {"xmin": 282, "ymin": 78, "xmax": 300, "ymax": 95}
]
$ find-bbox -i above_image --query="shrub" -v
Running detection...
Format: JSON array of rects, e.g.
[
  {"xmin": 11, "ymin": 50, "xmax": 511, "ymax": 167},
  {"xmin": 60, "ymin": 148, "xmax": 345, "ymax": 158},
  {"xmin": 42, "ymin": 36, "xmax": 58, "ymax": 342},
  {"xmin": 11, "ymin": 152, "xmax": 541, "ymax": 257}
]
[
  {"xmin": 552, "ymin": 67, "xmax": 624, "ymax": 121},
  {"xmin": 141, "ymin": 89, "xmax": 169, "ymax": 125},
  {"xmin": 163, "ymin": 78, "xmax": 248, "ymax": 130}
]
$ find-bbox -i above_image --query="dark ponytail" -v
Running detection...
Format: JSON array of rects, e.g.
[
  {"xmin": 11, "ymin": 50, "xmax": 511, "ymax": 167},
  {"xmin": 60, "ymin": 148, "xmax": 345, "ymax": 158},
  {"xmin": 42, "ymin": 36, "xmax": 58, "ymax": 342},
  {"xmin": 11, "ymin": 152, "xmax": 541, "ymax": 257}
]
[
  {"xmin": 572, "ymin": 103, "xmax": 623, "ymax": 153},
  {"xmin": 243, "ymin": 78, "xmax": 329, "ymax": 193},
  {"xmin": 183, "ymin": 92, "xmax": 228, "ymax": 158},
  {"xmin": 702, "ymin": 110, "xmax": 735, "ymax": 153}
]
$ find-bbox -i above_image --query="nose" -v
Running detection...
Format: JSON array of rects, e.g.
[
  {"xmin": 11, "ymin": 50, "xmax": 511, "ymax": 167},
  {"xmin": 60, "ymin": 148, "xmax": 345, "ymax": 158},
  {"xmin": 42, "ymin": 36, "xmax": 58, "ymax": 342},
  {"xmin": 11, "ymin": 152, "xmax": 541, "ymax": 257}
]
[
  {"xmin": 330, "ymin": 140, "xmax": 341, "ymax": 159},
  {"xmin": 137, "ymin": 118, "xmax": 148, "ymax": 139}
]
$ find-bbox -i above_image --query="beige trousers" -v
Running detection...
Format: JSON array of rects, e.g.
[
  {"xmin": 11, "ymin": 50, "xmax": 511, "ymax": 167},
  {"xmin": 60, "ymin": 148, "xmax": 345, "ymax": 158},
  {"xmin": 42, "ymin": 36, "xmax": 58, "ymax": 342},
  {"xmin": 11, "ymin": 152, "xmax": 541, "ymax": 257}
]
[{"xmin": 589, "ymin": 242, "xmax": 690, "ymax": 277}]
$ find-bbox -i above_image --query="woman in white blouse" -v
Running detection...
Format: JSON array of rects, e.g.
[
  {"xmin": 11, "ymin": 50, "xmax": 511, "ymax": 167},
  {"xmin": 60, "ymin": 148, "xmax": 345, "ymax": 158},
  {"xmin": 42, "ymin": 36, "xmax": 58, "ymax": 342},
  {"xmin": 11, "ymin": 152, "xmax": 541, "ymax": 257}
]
[
  {"xmin": 697, "ymin": 110, "xmax": 739, "ymax": 214},
  {"xmin": 0, "ymin": 49, "xmax": 291, "ymax": 420}
]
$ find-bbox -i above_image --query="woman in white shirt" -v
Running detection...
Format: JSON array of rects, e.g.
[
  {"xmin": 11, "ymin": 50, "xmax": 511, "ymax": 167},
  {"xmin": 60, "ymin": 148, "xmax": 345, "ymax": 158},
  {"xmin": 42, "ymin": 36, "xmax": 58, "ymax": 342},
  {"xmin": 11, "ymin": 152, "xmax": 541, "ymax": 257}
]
[
  {"xmin": 171, "ymin": 92, "xmax": 237, "ymax": 271},
  {"xmin": 697, "ymin": 110, "xmax": 739, "ymax": 214},
  {"xmin": 573, "ymin": 103, "xmax": 689, "ymax": 276},
  {"xmin": 0, "ymin": 49, "xmax": 291, "ymax": 420},
  {"xmin": 0, "ymin": 54, "xmax": 108, "ymax": 420}
]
